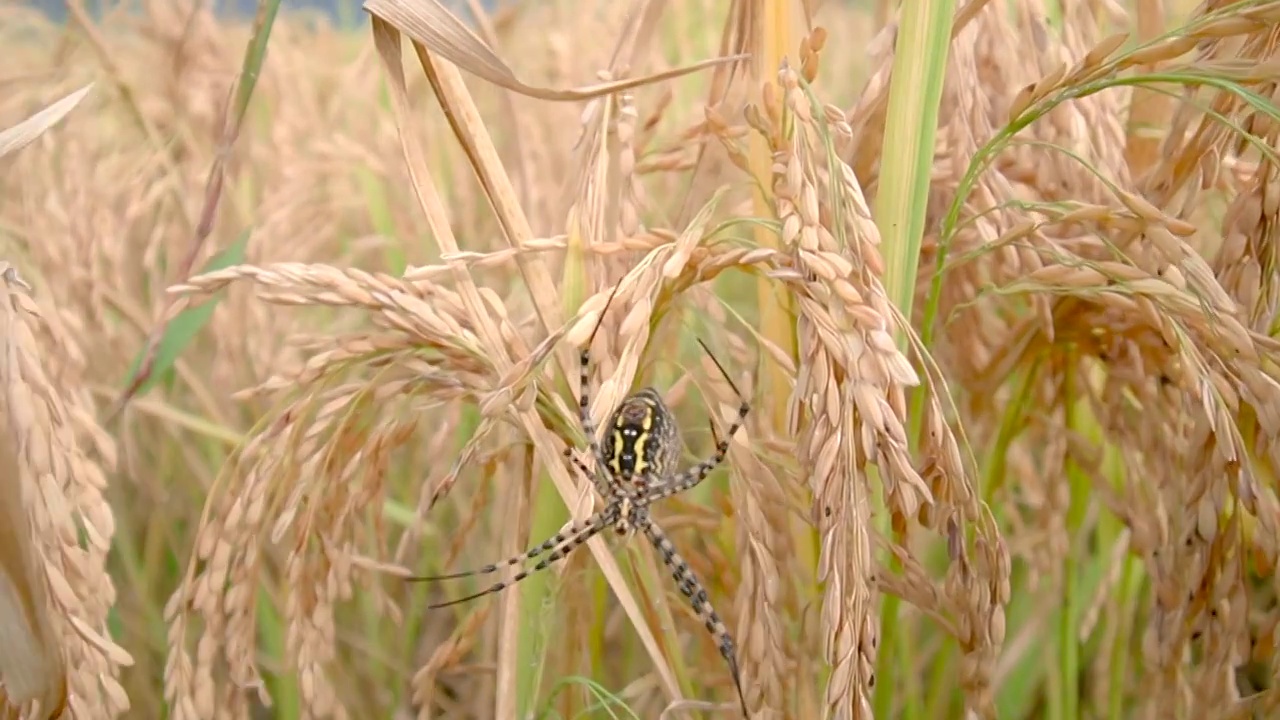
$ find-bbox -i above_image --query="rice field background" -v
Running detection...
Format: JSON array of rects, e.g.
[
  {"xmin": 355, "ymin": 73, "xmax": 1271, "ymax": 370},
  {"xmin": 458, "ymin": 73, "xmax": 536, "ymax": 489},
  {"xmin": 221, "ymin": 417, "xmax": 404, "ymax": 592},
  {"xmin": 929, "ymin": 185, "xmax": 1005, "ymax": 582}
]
[
  {"xmin": 2, "ymin": 0, "xmax": 1280, "ymax": 719},
  {"xmin": 23, "ymin": 0, "xmax": 499, "ymax": 24}
]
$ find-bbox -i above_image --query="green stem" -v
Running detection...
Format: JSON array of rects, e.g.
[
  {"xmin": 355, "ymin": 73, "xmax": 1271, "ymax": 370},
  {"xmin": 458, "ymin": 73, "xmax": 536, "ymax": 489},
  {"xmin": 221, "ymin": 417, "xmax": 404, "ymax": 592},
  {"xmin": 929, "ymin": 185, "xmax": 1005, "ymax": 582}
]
[
  {"xmin": 1058, "ymin": 351, "xmax": 1090, "ymax": 720},
  {"xmin": 874, "ymin": 0, "xmax": 956, "ymax": 713},
  {"xmin": 1108, "ymin": 554, "xmax": 1144, "ymax": 719}
]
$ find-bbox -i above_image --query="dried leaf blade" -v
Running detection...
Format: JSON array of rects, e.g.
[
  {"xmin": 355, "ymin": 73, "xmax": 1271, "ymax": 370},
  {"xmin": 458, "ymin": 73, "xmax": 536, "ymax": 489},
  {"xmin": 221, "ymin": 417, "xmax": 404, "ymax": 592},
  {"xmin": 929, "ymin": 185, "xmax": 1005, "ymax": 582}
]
[{"xmin": 0, "ymin": 83, "xmax": 94, "ymax": 161}]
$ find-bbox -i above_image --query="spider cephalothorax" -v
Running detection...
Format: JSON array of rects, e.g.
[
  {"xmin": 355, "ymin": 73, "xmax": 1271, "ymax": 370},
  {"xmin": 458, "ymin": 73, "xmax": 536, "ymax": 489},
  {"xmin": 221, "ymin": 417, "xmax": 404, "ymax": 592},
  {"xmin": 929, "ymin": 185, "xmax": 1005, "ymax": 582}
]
[{"xmin": 408, "ymin": 283, "xmax": 753, "ymax": 717}]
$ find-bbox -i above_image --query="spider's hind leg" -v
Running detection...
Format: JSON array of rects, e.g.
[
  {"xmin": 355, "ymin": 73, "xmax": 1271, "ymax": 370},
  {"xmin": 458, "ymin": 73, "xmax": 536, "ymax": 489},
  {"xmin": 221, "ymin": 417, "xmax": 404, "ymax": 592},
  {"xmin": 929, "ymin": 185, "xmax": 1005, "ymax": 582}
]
[{"xmin": 638, "ymin": 516, "xmax": 749, "ymax": 717}]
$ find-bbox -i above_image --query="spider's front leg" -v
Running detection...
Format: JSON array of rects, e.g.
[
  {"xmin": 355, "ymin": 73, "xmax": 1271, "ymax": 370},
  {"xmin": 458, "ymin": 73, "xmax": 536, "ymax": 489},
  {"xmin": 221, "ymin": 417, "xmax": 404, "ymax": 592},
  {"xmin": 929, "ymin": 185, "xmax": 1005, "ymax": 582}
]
[
  {"xmin": 573, "ymin": 281, "xmax": 625, "ymax": 502},
  {"xmin": 646, "ymin": 337, "xmax": 752, "ymax": 505},
  {"xmin": 407, "ymin": 505, "xmax": 620, "ymax": 609}
]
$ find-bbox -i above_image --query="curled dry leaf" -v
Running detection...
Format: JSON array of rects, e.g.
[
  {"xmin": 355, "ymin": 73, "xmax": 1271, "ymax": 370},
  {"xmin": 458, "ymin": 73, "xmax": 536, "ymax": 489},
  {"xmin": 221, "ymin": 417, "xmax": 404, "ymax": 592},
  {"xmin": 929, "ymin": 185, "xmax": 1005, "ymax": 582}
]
[{"xmin": 362, "ymin": 0, "xmax": 747, "ymax": 102}]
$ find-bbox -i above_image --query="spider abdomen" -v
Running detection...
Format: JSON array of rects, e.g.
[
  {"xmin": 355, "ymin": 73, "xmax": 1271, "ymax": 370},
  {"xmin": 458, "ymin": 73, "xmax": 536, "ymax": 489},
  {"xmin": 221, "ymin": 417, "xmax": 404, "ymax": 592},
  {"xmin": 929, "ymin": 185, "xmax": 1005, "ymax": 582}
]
[{"xmin": 601, "ymin": 387, "xmax": 682, "ymax": 486}]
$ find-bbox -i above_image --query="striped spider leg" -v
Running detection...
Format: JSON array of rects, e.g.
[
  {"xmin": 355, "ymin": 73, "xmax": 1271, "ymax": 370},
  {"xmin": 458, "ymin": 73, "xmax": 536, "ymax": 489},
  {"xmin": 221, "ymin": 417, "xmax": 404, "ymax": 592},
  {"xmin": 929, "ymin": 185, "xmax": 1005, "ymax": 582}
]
[
  {"xmin": 405, "ymin": 505, "xmax": 620, "ymax": 609},
  {"xmin": 570, "ymin": 280, "xmax": 633, "ymax": 505},
  {"xmin": 626, "ymin": 338, "xmax": 751, "ymax": 717},
  {"xmin": 635, "ymin": 512, "xmax": 749, "ymax": 718}
]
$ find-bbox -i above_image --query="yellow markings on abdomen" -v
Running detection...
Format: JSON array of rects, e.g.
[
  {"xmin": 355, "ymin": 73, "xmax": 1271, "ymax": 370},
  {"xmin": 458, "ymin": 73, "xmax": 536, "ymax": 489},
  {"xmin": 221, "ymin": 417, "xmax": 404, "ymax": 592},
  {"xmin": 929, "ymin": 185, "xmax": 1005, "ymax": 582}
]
[
  {"xmin": 609, "ymin": 429, "xmax": 624, "ymax": 476},
  {"xmin": 607, "ymin": 403, "xmax": 655, "ymax": 483}
]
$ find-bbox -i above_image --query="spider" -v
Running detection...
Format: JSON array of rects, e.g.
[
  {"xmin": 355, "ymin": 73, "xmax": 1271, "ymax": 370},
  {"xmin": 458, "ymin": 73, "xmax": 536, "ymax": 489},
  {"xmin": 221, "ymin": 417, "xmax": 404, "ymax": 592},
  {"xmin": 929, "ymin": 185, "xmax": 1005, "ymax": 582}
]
[{"xmin": 406, "ymin": 283, "xmax": 752, "ymax": 717}]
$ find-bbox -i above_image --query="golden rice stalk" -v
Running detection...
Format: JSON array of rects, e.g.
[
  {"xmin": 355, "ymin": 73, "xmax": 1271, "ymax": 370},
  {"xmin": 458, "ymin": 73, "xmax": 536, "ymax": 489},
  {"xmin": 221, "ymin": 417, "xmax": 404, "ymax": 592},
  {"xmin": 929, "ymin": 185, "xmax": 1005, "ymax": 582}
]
[
  {"xmin": 0, "ymin": 277, "xmax": 63, "ymax": 720},
  {"xmin": 739, "ymin": 2, "xmax": 812, "ymax": 631},
  {"xmin": 755, "ymin": 61, "xmax": 1004, "ymax": 719},
  {"xmin": 724, "ymin": 436, "xmax": 794, "ymax": 718},
  {"xmin": 161, "ymin": 265, "xmax": 523, "ymax": 720},
  {"xmin": 0, "ymin": 264, "xmax": 131, "ymax": 720}
]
